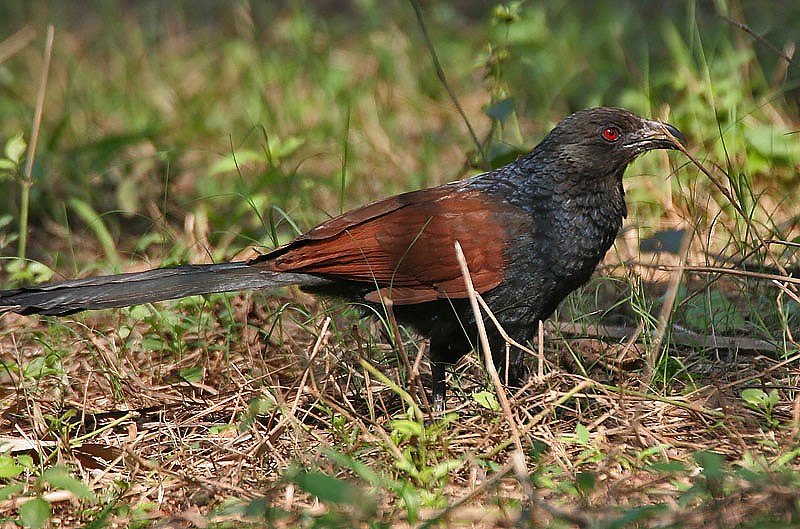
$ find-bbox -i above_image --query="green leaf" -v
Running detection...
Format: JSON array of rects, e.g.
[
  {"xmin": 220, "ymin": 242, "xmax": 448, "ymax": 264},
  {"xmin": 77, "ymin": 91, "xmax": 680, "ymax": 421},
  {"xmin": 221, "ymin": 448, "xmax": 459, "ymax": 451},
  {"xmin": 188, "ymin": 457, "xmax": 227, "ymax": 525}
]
[
  {"xmin": 288, "ymin": 469, "xmax": 360, "ymax": 505},
  {"xmin": 0, "ymin": 159, "xmax": 17, "ymax": 173},
  {"xmin": 68, "ymin": 198, "xmax": 119, "ymax": 266},
  {"xmin": 485, "ymin": 97, "xmax": 516, "ymax": 122},
  {"xmin": 766, "ymin": 389, "xmax": 780, "ymax": 407},
  {"xmin": 19, "ymin": 497, "xmax": 50, "ymax": 529},
  {"xmin": 208, "ymin": 149, "xmax": 264, "ymax": 176},
  {"xmin": 693, "ymin": 451, "xmax": 725, "ymax": 480},
  {"xmin": 0, "ymin": 482, "xmax": 25, "ymax": 502},
  {"xmin": 472, "ymin": 390, "xmax": 500, "ymax": 411},
  {"xmin": 529, "ymin": 438, "xmax": 550, "ymax": 461},
  {"xmin": 4, "ymin": 132, "xmax": 26, "ymax": 165},
  {"xmin": 0, "ymin": 454, "xmax": 23, "ymax": 478},
  {"xmin": 741, "ymin": 388, "xmax": 767, "ymax": 407},
  {"xmin": 393, "ymin": 457, "xmax": 420, "ymax": 478},
  {"xmin": 575, "ymin": 423, "xmax": 590, "ymax": 446},
  {"xmin": 575, "ymin": 471, "xmax": 596, "ymax": 495},
  {"xmin": 116, "ymin": 176, "xmax": 141, "ymax": 215},
  {"xmin": 268, "ymin": 135, "xmax": 304, "ymax": 161},
  {"xmin": 43, "ymin": 467, "xmax": 97, "ymax": 502},
  {"xmin": 22, "ymin": 356, "xmax": 61, "ymax": 379},
  {"xmin": 647, "ymin": 461, "xmax": 688, "ymax": 473},
  {"xmin": 637, "ymin": 444, "xmax": 670, "ymax": 461},
  {"xmin": 323, "ymin": 449, "xmax": 381, "ymax": 486},
  {"xmin": 390, "ymin": 419, "xmax": 424, "ymax": 438},
  {"xmin": 4, "ymin": 259, "xmax": 54, "ymax": 284},
  {"xmin": 16, "ymin": 454, "xmax": 34, "ymax": 469},
  {"xmin": 606, "ymin": 504, "xmax": 667, "ymax": 529},
  {"xmin": 248, "ymin": 397, "xmax": 275, "ymax": 415},
  {"xmin": 208, "ymin": 423, "xmax": 237, "ymax": 436},
  {"xmin": 397, "ymin": 482, "xmax": 420, "ymax": 524},
  {"xmin": 242, "ymin": 497, "xmax": 289, "ymax": 519},
  {"xmin": 179, "ymin": 367, "xmax": 204, "ymax": 383},
  {"xmin": 429, "ymin": 459, "xmax": 463, "ymax": 480},
  {"xmin": 774, "ymin": 447, "xmax": 800, "ymax": 466},
  {"xmin": 745, "ymin": 126, "xmax": 797, "ymax": 161},
  {"xmin": 683, "ymin": 289, "xmax": 745, "ymax": 333}
]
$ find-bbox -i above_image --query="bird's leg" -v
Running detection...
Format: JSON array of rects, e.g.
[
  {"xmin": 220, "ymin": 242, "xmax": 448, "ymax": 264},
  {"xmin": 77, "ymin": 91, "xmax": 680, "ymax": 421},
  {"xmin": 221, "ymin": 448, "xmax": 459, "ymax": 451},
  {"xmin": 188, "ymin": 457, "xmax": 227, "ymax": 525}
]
[
  {"xmin": 431, "ymin": 359, "xmax": 446, "ymax": 412},
  {"xmin": 430, "ymin": 329, "xmax": 471, "ymax": 412},
  {"xmin": 428, "ymin": 335, "xmax": 452, "ymax": 412},
  {"xmin": 429, "ymin": 331, "xmax": 471, "ymax": 412}
]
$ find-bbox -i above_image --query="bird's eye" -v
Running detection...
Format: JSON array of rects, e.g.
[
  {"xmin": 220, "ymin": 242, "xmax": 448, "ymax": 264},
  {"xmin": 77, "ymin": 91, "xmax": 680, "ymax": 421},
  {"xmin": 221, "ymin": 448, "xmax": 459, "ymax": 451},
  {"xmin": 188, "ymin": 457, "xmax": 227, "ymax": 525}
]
[{"xmin": 602, "ymin": 126, "xmax": 621, "ymax": 142}]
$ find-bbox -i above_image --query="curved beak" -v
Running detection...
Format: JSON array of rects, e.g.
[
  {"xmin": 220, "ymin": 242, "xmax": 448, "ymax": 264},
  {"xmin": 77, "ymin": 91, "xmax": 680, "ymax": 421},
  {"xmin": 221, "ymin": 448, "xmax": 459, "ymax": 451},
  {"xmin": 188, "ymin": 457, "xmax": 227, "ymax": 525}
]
[
  {"xmin": 627, "ymin": 119, "xmax": 686, "ymax": 152},
  {"xmin": 654, "ymin": 120, "xmax": 687, "ymax": 146}
]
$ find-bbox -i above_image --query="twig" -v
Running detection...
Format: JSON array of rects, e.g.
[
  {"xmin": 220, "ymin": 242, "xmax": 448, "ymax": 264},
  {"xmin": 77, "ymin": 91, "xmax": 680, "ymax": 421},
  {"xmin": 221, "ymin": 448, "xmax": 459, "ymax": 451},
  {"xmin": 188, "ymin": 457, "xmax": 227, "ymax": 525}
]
[
  {"xmin": 550, "ymin": 320, "xmax": 777, "ymax": 354},
  {"xmin": 409, "ymin": 0, "xmax": 487, "ymax": 166},
  {"xmin": 614, "ymin": 321, "xmax": 644, "ymax": 370},
  {"xmin": 718, "ymin": 349, "xmax": 800, "ymax": 391},
  {"xmin": 476, "ymin": 294, "xmax": 536, "ymax": 357},
  {"xmin": 483, "ymin": 380, "xmax": 594, "ymax": 459},
  {"xmin": 122, "ymin": 446, "xmax": 255, "ymax": 498},
  {"xmin": 359, "ymin": 358, "xmax": 425, "ymax": 424},
  {"xmin": 537, "ymin": 320, "xmax": 544, "ymax": 380},
  {"xmin": 792, "ymin": 391, "xmax": 800, "ymax": 439},
  {"xmin": 316, "ymin": 389, "xmax": 405, "ymax": 461},
  {"xmin": 382, "ymin": 295, "xmax": 429, "ymax": 410},
  {"xmin": 454, "ymin": 241, "xmax": 523, "ymax": 454},
  {"xmin": 652, "ymin": 262, "xmax": 800, "ymax": 288},
  {"xmin": 597, "ymin": 382, "xmax": 730, "ymax": 420},
  {"xmin": 70, "ymin": 412, "xmax": 137, "ymax": 445},
  {"xmin": 289, "ymin": 316, "xmax": 331, "ymax": 417},
  {"xmin": 720, "ymin": 15, "xmax": 799, "ymax": 71}
]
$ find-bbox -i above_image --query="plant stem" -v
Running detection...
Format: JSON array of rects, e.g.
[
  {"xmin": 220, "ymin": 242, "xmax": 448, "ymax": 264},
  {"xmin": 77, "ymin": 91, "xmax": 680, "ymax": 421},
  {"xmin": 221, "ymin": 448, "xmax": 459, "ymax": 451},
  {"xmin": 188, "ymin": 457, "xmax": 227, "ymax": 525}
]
[{"xmin": 18, "ymin": 25, "xmax": 54, "ymax": 259}]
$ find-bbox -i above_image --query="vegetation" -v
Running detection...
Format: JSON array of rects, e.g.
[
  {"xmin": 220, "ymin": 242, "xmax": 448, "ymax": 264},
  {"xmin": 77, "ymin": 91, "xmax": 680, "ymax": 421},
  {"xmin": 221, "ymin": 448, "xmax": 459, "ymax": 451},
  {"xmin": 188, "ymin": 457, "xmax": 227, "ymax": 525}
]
[{"xmin": 1, "ymin": 1, "xmax": 799, "ymax": 527}]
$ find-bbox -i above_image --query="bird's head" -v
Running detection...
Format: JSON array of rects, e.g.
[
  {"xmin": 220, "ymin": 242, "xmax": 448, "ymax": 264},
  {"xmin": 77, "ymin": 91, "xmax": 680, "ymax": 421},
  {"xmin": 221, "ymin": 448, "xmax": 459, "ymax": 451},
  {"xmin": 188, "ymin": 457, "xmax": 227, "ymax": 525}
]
[{"xmin": 540, "ymin": 107, "xmax": 685, "ymax": 178}]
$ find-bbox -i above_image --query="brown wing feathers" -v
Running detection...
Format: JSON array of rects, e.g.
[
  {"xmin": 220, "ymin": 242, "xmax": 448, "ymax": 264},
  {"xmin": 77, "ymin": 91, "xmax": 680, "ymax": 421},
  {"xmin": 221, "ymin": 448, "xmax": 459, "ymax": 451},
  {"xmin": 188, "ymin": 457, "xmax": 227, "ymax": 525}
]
[{"xmin": 254, "ymin": 188, "xmax": 517, "ymax": 304}]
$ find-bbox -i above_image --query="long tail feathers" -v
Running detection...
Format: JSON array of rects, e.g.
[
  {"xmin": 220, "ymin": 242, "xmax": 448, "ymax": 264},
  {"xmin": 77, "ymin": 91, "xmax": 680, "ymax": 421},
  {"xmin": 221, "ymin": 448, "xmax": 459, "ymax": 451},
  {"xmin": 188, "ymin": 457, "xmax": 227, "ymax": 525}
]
[{"xmin": 0, "ymin": 262, "xmax": 328, "ymax": 316}]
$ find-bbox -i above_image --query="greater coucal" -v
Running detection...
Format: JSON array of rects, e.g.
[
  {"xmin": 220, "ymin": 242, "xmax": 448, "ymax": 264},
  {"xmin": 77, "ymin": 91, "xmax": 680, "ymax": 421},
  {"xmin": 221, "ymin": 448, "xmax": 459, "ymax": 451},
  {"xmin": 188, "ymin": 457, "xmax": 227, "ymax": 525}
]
[{"xmin": 0, "ymin": 107, "xmax": 684, "ymax": 409}]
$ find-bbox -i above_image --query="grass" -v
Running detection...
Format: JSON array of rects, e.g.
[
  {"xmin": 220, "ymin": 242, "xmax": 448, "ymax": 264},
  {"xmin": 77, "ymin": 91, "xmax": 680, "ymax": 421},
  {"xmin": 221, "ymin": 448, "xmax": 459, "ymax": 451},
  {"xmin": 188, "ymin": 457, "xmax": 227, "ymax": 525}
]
[{"xmin": 1, "ymin": 1, "xmax": 800, "ymax": 527}]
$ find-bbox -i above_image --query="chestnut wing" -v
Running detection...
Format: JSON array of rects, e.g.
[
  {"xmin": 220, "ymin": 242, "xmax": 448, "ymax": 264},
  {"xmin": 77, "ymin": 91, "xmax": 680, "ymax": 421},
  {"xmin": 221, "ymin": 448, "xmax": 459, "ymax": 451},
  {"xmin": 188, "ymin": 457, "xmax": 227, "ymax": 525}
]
[{"xmin": 256, "ymin": 187, "xmax": 527, "ymax": 304}]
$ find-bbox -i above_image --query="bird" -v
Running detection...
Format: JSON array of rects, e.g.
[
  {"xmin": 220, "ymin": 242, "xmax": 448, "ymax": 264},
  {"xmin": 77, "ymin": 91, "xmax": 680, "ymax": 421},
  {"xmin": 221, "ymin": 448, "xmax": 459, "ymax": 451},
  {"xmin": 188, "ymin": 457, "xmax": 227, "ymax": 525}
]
[{"xmin": 0, "ymin": 107, "xmax": 685, "ymax": 410}]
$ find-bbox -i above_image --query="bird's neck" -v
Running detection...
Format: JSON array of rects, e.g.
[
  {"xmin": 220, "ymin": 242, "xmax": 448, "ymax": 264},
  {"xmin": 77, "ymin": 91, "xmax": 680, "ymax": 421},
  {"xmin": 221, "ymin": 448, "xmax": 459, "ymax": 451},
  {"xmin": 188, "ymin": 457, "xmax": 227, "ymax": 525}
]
[
  {"xmin": 468, "ymin": 156, "xmax": 628, "ymax": 255},
  {"xmin": 548, "ymin": 165, "xmax": 628, "ymax": 279},
  {"xmin": 514, "ymin": 156, "xmax": 628, "ymax": 277}
]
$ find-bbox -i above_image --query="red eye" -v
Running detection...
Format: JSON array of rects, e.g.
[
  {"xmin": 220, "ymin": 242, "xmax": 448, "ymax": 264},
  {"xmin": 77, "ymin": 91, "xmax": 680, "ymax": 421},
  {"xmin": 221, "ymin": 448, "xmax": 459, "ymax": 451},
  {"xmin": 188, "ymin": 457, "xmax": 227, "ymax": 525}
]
[{"xmin": 602, "ymin": 126, "xmax": 620, "ymax": 142}]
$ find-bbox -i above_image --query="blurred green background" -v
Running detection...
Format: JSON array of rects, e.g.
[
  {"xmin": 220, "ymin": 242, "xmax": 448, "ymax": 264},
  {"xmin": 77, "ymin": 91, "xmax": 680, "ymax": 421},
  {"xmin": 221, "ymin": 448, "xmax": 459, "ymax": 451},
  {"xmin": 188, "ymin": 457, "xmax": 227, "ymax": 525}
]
[{"xmin": 0, "ymin": 1, "xmax": 798, "ymax": 274}]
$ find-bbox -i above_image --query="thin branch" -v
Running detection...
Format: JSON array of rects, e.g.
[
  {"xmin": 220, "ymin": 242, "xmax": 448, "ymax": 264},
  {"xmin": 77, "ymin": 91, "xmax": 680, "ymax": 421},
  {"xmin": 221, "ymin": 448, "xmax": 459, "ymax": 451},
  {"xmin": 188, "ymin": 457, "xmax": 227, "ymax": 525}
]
[
  {"xmin": 454, "ymin": 241, "xmax": 523, "ymax": 454},
  {"xmin": 409, "ymin": 0, "xmax": 487, "ymax": 166},
  {"xmin": 720, "ymin": 14, "xmax": 799, "ymax": 71},
  {"xmin": 550, "ymin": 320, "xmax": 777, "ymax": 354}
]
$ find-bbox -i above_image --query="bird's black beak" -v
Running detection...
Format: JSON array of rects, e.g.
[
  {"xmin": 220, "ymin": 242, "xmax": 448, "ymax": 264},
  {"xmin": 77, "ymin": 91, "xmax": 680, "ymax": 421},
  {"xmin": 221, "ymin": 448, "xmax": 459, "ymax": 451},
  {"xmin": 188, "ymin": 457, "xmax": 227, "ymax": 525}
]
[
  {"xmin": 628, "ymin": 118, "xmax": 687, "ymax": 152},
  {"xmin": 656, "ymin": 121, "xmax": 687, "ymax": 147}
]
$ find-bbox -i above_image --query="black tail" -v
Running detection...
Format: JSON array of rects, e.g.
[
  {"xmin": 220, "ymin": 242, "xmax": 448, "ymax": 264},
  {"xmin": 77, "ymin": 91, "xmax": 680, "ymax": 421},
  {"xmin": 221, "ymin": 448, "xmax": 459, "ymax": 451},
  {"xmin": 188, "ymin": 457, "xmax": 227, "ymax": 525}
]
[{"xmin": 0, "ymin": 262, "xmax": 328, "ymax": 316}]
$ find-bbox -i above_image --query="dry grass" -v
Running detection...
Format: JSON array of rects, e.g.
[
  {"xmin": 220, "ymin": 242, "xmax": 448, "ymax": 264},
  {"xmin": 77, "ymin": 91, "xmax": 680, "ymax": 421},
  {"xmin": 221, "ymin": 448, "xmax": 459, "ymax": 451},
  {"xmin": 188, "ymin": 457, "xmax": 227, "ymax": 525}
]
[{"xmin": 2, "ymin": 268, "xmax": 799, "ymax": 527}]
